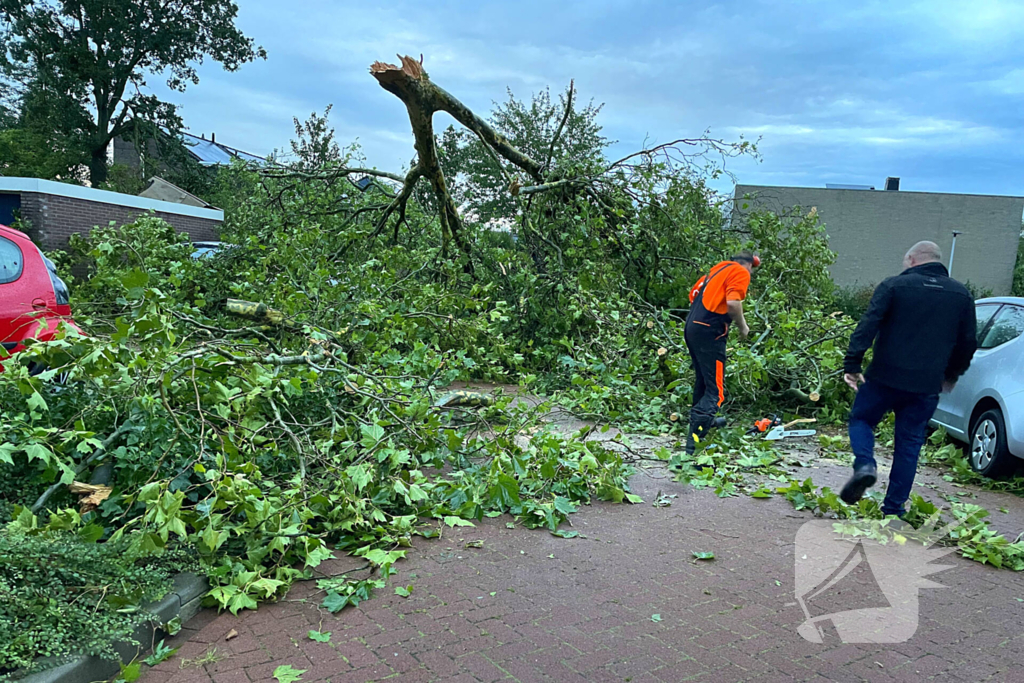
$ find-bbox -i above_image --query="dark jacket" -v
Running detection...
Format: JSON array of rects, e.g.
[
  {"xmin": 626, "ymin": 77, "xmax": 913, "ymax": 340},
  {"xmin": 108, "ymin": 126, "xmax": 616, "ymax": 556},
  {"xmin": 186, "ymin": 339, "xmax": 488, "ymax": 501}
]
[{"xmin": 844, "ymin": 261, "xmax": 977, "ymax": 395}]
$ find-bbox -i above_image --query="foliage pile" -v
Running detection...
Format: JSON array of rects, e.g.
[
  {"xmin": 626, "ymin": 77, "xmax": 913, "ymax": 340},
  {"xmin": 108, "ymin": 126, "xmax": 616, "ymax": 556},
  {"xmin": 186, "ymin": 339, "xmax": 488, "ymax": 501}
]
[
  {"xmin": 919, "ymin": 428, "xmax": 1024, "ymax": 495},
  {"xmin": 667, "ymin": 428, "xmax": 1024, "ymax": 572}
]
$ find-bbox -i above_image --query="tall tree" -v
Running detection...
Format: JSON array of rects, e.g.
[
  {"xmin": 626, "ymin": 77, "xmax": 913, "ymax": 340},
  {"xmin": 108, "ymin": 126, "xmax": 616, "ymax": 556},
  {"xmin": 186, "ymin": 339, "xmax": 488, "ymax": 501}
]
[
  {"xmin": 0, "ymin": 0, "xmax": 264, "ymax": 185},
  {"xmin": 0, "ymin": 78, "xmax": 92, "ymax": 179},
  {"xmin": 439, "ymin": 85, "xmax": 608, "ymax": 224}
]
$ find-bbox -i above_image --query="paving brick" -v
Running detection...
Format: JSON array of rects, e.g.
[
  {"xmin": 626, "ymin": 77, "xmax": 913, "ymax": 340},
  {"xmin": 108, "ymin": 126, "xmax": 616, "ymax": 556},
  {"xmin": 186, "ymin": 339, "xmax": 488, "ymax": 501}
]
[
  {"xmin": 413, "ymin": 649, "xmax": 461, "ymax": 678},
  {"xmin": 456, "ymin": 653, "xmax": 507, "ymax": 682},
  {"xmin": 140, "ymin": 465, "xmax": 1024, "ymax": 683}
]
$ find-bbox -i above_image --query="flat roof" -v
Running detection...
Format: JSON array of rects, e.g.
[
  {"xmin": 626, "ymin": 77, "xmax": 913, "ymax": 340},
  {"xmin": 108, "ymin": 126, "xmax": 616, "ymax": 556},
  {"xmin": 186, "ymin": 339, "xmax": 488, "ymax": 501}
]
[
  {"xmin": 735, "ymin": 183, "xmax": 1024, "ymax": 201},
  {"xmin": 0, "ymin": 177, "xmax": 224, "ymax": 221}
]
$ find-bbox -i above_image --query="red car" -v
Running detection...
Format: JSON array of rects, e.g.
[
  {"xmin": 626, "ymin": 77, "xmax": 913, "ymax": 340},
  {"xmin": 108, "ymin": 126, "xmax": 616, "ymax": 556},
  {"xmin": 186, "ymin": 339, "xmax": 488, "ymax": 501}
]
[{"xmin": 0, "ymin": 223, "xmax": 80, "ymax": 367}]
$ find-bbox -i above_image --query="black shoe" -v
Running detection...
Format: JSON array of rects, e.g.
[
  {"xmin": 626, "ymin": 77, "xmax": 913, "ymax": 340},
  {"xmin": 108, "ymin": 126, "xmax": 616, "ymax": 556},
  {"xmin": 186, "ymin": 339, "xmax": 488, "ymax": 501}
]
[
  {"xmin": 710, "ymin": 417, "xmax": 727, "ymax": 429},
  {"xmin": 685, "ymin": 421, "xmax": 705, "ymax": 456},
  {"xmin": 840, "ymin": 465, "xmax": 877, "ymax": 505}
]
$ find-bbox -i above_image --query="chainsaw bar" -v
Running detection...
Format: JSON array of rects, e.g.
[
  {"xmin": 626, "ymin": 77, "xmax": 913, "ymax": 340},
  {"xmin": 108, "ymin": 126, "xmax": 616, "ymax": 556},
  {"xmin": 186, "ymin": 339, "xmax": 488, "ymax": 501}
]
[{"xmin": 764, "ymin": 427, "xmax": 817, "ymax": 441}]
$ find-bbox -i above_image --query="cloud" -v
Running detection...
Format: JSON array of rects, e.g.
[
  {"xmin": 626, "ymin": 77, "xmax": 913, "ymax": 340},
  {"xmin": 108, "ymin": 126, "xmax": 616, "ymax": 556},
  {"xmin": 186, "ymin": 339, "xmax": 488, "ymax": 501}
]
[{"xmin": 152, "ymin": 0, "xmax": 1024, "ymax": 197}]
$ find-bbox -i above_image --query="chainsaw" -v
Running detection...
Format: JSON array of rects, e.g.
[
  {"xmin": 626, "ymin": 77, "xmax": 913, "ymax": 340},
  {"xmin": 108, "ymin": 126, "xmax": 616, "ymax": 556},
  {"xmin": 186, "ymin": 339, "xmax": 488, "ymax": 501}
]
[
  {"xmin": 747, "ymin": 415, "xmax": 816, "ymax": 440},
  {"xmin": 746, "ymin": 415, "xmax": 781, "ymax": 435},
  {"xmin": 764, "ymin": 418, "xmax": 817, "ymax": 441}
]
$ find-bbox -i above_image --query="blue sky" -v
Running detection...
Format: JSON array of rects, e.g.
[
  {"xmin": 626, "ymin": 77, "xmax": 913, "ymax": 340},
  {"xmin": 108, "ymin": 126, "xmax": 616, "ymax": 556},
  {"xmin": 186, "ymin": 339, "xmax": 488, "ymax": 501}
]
[{"xmin": 160, "ymin": 0, "xmax": 1024, "ymax": 196}]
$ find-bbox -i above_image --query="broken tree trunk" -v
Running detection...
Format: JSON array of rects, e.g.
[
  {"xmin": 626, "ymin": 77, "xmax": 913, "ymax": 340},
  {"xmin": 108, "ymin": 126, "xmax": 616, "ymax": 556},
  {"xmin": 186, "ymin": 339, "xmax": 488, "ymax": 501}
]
[{"xmin": 369, "ymin": 55, "xmax": 547, "ymax": 259}]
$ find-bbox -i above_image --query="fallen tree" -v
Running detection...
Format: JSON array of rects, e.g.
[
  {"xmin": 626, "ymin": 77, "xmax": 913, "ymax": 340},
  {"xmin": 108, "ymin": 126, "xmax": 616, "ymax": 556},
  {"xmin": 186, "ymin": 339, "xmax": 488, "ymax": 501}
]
[{"xmin": 1, "ymin": 57, "xmax": 851, "ymax": 662}]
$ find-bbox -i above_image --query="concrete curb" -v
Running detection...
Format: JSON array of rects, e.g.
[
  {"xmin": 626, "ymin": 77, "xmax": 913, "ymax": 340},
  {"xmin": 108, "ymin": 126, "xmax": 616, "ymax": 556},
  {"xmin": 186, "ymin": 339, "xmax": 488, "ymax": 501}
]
[{"xmin": 12, "ymin": 573, "xmax": 209, "ymax": 683}]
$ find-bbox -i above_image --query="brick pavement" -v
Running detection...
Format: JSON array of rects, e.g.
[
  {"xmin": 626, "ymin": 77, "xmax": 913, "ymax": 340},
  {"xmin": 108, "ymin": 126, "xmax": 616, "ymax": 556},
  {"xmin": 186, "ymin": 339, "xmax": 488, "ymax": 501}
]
[{"xmin": 145, "ymin": 456, "xmax": 1024, "ymax": 683}]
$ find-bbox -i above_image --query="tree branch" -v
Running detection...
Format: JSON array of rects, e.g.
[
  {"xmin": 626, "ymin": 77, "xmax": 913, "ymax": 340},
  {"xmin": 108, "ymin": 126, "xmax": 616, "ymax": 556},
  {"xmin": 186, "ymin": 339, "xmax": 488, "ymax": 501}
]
[
  {"xmin": 370, "ymin": 56, "xmax": 470, "ymax": 259},
  {"xmin": 543, "ymin": 79, "xmax": 574, "ymax": 172},
  {"xmin": 31, "ymin": 423, "xmax": 133, "ymax": 514}
]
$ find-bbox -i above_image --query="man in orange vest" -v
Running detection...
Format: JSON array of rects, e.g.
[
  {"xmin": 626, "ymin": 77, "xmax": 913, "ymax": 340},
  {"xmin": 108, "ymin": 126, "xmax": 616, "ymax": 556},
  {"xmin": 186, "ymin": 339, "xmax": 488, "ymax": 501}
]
[{"xmin": 684, "ymin": 252, "xmax": 759, "ymax": 454}]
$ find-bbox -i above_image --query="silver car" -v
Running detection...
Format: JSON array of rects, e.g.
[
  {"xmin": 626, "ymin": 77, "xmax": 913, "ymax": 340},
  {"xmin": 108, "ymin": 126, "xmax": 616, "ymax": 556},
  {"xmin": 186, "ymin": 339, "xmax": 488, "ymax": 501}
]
[{"xmin": 930, "ymin": 296, "xmax": 1024, "ymax": 476}]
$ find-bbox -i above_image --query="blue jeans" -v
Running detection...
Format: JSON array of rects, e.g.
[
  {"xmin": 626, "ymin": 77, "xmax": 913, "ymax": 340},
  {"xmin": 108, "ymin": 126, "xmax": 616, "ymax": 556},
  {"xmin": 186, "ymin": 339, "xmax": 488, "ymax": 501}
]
[{"xmin": 848, "ymin": 380, "xmax": 939, "ymax": 517}]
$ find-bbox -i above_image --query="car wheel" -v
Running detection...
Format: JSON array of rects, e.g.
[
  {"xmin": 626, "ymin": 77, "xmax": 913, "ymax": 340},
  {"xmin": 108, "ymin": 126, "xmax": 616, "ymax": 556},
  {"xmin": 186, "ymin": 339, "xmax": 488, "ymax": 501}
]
[{"xmin": 969, "ymin": 409, "xmax": 1014, "ymax": 477}]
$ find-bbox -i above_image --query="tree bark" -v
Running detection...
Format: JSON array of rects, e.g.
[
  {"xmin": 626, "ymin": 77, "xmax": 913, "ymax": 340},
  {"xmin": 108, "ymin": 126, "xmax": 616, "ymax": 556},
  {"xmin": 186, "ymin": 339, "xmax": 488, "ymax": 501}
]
[
  {"xmin": 88, "ymin": 143, "xmax": 109, "ymax": 186},
  {"xmin": 369, "ymin": 55, "xmax": 547, "ymax": 259}
]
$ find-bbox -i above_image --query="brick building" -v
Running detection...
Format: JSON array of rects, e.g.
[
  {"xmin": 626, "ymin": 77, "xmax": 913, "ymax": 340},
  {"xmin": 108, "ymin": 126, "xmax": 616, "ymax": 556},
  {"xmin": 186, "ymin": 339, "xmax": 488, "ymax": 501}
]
[{"xmin": 0, "ymin": 177, "xmax": 222, "ymax": 251}]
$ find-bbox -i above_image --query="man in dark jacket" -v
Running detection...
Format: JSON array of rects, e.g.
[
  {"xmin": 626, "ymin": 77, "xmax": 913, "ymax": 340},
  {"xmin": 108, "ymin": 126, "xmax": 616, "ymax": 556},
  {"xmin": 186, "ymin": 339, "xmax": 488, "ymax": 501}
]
[{"xmin": 841, "ymin": 241, "xmax": 977, "ymax": 516}]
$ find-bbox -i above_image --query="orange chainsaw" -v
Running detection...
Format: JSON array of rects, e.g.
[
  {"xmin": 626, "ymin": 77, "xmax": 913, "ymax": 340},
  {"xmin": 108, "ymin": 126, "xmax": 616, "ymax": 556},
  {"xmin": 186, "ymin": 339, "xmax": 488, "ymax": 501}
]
[
  {"xmin": 747, "ymin": 415, "xmax": 781, "ymax": 435},
  {"xmin": 747, "ymin": 416, "xmax": 817, "ymax": 440}
]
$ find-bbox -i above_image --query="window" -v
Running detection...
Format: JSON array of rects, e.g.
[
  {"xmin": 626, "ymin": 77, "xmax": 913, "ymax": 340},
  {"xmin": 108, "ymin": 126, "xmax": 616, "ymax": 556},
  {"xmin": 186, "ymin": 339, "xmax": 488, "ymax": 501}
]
[
  {"xmin": 0, "ymin": 235, "xmax": 24, "ymax": 284},
  {"xmin": 40, "ymin": 252, "xmax": 69, "ymax": 305},
  {"xmin": 975, "ymin": 304, "xmax": 1000, "ymax": 343},
  {"xmin": 979, "ymin": 305, "xmax": 1024, "ymax": 350}
]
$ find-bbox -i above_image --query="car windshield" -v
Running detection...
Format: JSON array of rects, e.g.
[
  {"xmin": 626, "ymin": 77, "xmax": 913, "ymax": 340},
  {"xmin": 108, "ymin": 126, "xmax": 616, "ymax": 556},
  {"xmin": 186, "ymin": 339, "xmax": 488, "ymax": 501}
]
[
  {"xmin": 192, "ymin": 246, "xmax": 219, "ymax": 259},
  {"xmin": 191, "ymin": 242, "xmax": 236, "ymax": 259},
  {"xmin": 979, "ymin": 305, "xmax": 1024, "ymax": 349}
]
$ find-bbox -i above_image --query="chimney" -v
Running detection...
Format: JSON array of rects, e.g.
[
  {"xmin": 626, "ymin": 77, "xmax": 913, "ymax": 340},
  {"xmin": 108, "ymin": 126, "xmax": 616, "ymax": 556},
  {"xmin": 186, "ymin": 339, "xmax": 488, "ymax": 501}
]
[
  {"xmin": 201, "ymin": 133, "xmax": 205, "ymax": 140},
  {"xmin": 211, "ymin": 132, "xmax": 216, "ymax": 143},
  {"xmin": 885, "ymin": 177, "xmax": 900, "ymax": 191}
]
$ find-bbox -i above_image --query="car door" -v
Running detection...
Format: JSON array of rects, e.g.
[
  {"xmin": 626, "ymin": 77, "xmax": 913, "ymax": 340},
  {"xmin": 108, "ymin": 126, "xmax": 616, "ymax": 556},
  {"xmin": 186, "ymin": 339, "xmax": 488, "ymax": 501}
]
[
  {"xmin": 0, "ymin": 232, "xmax": 30, "ymax": 356},
  {"xmin": 0, "ymin": 230, "xmax": 65, "ymax": 357},
  {"xmin": 932, "ymin": 302, "xmax": 1002, "ymax": 435}
]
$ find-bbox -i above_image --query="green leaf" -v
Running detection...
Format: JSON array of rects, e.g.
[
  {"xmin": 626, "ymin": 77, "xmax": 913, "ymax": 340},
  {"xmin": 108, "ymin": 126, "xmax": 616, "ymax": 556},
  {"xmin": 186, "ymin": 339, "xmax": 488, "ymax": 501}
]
[
  {"xmin": 488, "ymin": 474, "xmax": 521, "ymax": 508},
  {"xmin": 201, "ymin": 525, "xmax": 224, "ymax": 552},
  {"xmin": 651, "ymin": 614, "xmax": 662, "ymax": 622},
  {"xmin": 321, "ymin": 591, "xmax": 349, "ymax": 613},
  {"xmin": 27, "ymin": 390, "xmax": 48, "ymax": 414},
  {"xmin": 273, "ymin": 665, "xmax": 307, "ymax": 683},
  {"xmin": 444, "ymin": 516, "xmax": 476, "ymax": 528},
  {"xmin": 307, "ymin": 630, "xmax": 332, "ymax": 643},
  {"xmin": 226, "ymin": 591, "xmax": 259, "ymax": 614},
  {"xmin": 360, "ymin": 423, "xmax": 386, "ymax": 448},
  {"xmin": 144, "ymin": 640, "xmax": 179, "ymax": 667},
  {"xmin": 162, "ymin": 617, "xmax": 182, "ymax": 636},
  {"xmin": 24, "ymin": 442, "xmax": 54, "ymax": 464},
  {"xmin": 624, "ymin": 493, "xmax": 644, "ymax": 504},
  {"xmin": 118, "ymin": 662, "xmax": 142, "ymax": 683},
  {"xmin": 0, "ymin": 443, "xmax": 14, "ymax": 465},
  {"xmin": 395, "ymin": 585, "xmax": 413, "ymax": 597},
  {"xmin": 692, "ymin": 551, "xmax": 715, "ymax": 561},
  {"xmin": 346, "ymin": 463, "xmax": 373, "ymax": 491},
  {"xmin": 552, "ymin": 529, "xmax": 579, "ymax": 539},
  {"xmin": 121, "ymin": 268, "xmax": 150, "ymax": 291},
  {"xmin": 553, "ymin": 496, "xmax": 577, "ymax": 515}
]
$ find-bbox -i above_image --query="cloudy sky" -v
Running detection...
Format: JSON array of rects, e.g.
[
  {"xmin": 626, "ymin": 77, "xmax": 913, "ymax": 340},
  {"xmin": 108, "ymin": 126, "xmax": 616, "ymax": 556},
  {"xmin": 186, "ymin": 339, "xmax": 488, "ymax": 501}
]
[{"xmin": 160, "ymin": 0, "xmax": 1024, "ymax": 196}]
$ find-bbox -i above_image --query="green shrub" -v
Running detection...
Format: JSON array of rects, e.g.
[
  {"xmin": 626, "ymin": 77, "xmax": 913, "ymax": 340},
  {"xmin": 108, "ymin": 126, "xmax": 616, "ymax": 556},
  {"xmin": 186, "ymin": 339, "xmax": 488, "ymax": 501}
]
[
  {"xmin": 0, "ymin": 514, "xmax": 195, "ymax": 677},
  {"xmin": 830, "ymin": 285, "xmax": 875, "ymax": 320},
  {"xmin": 964, "ymin": 281, "xmax": 994, "ymax": 300}
]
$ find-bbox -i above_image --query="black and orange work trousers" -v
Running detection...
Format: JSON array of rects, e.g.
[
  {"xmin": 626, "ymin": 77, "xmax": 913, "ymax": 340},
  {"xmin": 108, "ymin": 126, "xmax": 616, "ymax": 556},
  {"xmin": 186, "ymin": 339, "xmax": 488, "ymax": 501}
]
[{"xmin": 683, "ymin": 318, "xmax": 728, "ymax": 437}]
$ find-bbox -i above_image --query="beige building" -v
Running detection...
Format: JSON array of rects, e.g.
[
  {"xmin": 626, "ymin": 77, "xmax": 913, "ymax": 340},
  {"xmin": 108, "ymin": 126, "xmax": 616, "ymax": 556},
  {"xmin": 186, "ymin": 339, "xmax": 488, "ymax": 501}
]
[{"xmin": 733, "ymin": 180, "xmax": 1024, "ymax": 295}]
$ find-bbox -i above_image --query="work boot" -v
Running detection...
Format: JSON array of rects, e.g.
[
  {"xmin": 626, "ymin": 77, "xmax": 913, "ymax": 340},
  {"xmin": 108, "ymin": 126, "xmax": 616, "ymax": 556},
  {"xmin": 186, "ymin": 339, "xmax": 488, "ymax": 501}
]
[
  {"xmin": 840, "ymin": 464, "xmax": 877, "ymax": 505},
  {"xmin": 685, "ymin": 421, "xmax": 706, "ymax": 456},
  {"xmin": 710, "ymin": 417, "xmax": 727, "ymax": 430}
]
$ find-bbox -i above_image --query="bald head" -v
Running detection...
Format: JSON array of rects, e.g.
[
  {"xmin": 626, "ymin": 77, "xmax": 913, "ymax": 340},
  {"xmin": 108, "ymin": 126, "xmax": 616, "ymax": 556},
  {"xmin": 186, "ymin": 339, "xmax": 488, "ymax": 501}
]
[{"xmin": 903, "ymin": 241, "xmax": 943, "ymax": 270}]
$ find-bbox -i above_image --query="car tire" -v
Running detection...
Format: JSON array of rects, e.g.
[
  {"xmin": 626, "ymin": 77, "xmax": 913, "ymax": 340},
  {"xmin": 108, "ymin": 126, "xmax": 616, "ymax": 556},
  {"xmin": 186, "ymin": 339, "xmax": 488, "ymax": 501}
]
[{"xmin": 969, "ymin": 409, "xmax": 1015, "ymax": 478}]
